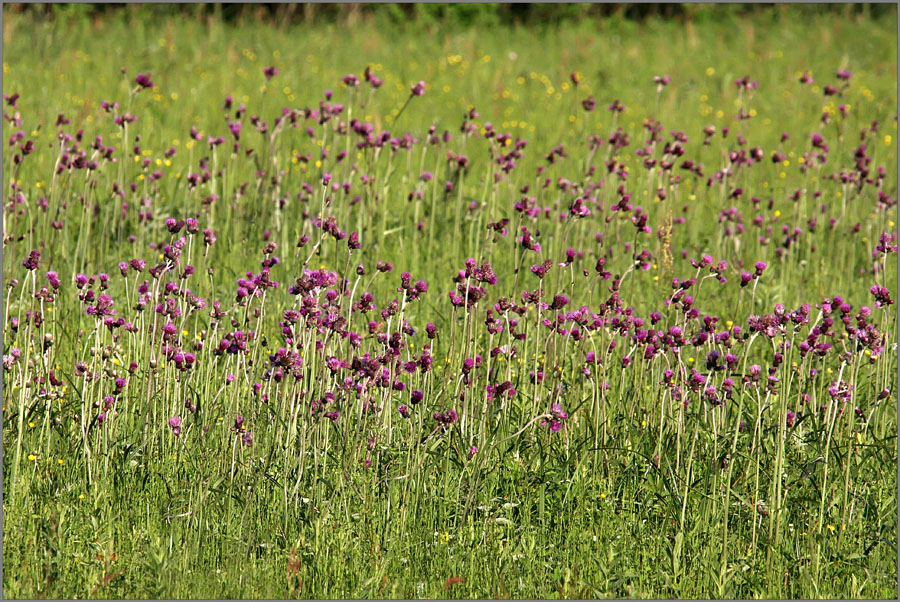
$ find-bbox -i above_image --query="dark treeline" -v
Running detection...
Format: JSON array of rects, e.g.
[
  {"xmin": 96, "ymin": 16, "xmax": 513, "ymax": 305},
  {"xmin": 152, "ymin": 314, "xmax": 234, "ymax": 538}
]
[{"xmin": 5, "ymin": 2, "xmax": 896, "ymax": 28}]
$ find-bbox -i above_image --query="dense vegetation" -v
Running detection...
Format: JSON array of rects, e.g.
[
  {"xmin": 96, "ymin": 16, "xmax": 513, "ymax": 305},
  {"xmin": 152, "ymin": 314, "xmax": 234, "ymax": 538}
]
[{"xmin": 2, "ymin": 5, "xmax": 897, "ymax": 598}]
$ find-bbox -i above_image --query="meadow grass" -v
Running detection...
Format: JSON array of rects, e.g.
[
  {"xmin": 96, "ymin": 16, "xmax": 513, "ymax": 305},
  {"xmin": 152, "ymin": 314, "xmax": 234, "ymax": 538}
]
[{"xmin": 2, "ymin": 6, "xmax": 898, "ymax": 598}]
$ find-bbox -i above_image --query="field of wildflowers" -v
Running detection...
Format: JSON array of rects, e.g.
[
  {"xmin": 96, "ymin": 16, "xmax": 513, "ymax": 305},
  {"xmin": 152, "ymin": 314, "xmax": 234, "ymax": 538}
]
[{"xmin": 2, "ymin": 5, "xmax": 898, "ymax": 598}]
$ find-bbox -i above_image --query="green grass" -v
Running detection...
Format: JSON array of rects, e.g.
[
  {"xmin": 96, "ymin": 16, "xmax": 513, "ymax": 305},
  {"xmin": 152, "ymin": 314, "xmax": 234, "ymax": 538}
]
[{"xmin": 2, "ymin": 6, "xmax": 897, "ymax": 598}]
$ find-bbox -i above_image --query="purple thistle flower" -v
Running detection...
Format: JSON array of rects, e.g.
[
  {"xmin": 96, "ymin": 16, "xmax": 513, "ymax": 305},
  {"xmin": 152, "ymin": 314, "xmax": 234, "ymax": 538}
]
[
  {"xmin": 134, "ymin": 73, "xmax": 154, "ymax": 89},
  {"xmin": 785, "ymin": 410, "xmax": 796, "ymax": 427},
  {"xmin": 168, "ymin": 416, "xmax": 182, "ymax": 436},
  {"xmin": 22, "ymin": 249, "xmax": 40, "ymax": 271},
  {"xmin": 540, "ymin": 403, "xmax": 568, "ymax": 432},
  {"xmin": 432, "ymin": 409, "xmax": 458, "ymax": 426}
]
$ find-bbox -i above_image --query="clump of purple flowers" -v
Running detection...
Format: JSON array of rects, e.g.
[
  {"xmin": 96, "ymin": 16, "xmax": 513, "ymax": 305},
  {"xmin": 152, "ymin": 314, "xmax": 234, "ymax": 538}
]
[{"xmin": 540, "ymin": 403, "xmax": 568, "ymax": 432}]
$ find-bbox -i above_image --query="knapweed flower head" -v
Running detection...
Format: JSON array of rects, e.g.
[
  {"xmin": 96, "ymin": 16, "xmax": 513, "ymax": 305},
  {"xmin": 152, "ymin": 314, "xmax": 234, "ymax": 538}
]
[
  {"xmin": 410, "ymin": 81, "xmax": 426, "ymax": 96},
  {"xmin": 264, "ymin": 66, "xmax": 279, "ymax": 80}
]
